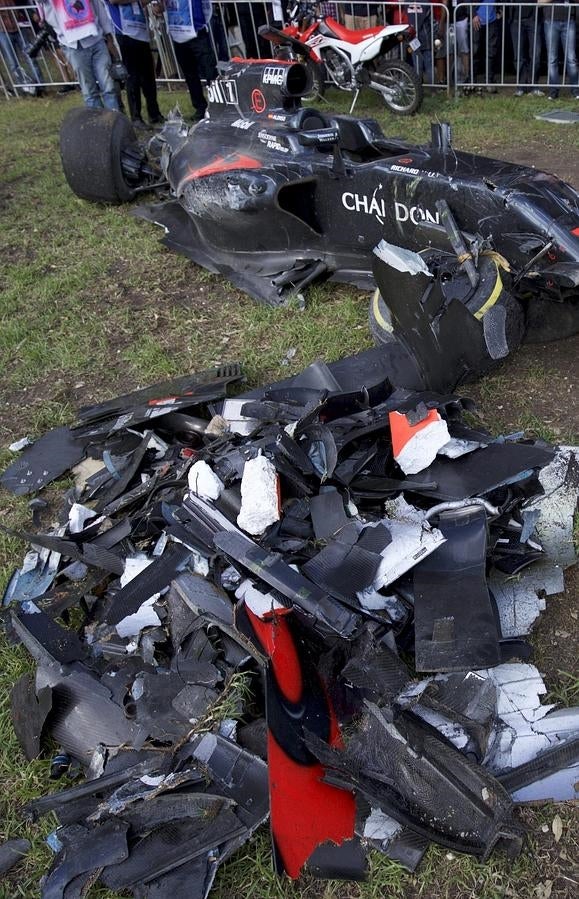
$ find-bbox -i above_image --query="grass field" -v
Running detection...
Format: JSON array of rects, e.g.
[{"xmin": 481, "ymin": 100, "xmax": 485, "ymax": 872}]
[{"xmin": 0, "ymin": 86, "xmax": 578, "ymax": 899}]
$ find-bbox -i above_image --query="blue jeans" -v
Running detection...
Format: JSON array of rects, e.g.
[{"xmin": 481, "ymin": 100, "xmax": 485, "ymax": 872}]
[
  {"xmin": 64, "ymin": 39, "xmax": 119, "ymax": 110},
  {"xmin": 0, "ymin": 29, "xmax": 42, "ymax": 88},
  {"xmin": 544, "ymin": 18, "xmax": 579, "ymax": 95}
]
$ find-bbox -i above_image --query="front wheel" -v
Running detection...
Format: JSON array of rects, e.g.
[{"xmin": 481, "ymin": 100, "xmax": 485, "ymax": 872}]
[
  {"xmin": 372, "ymin": 58, "xmax": 423, "ymax": 116},
  {"xmin": 302, "ymin": 58, "xmax": 326, "ymax": 102}
]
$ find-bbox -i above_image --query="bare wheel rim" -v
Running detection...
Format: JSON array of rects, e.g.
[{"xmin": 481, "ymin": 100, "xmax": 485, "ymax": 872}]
[{"xmin": 378, "ymin": 63, "xmax": 418, "ymax": 112}]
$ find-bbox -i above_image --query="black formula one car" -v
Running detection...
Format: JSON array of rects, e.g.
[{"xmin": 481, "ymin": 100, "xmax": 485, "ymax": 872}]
[{"xmin": 60, "ymin": 59, "xmax": 579, "ymax": 355}]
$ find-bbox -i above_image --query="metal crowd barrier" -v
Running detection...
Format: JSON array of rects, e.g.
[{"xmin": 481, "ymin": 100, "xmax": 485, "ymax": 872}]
[{"xmin": 1, "ymin": 3, "xmax": 578, "ymax": 99}]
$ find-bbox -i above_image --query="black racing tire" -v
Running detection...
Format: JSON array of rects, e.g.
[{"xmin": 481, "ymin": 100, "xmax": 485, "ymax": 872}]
[
  {"xmin": 369, "ymin": 290, "xmax": 398, "ymax": 347},
  {"xmin": 60, "ymin": 107, "xmax": 139, "ymax": 204},
  {"xmin": 373, "ymin": 58, "xmax": 423, "ymax": 116}
]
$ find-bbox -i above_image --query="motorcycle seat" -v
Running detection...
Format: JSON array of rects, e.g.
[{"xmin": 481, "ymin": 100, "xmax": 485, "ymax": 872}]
[{"xmin": 323, "ymin": 17, "xmax": 384, "ymax": 44}]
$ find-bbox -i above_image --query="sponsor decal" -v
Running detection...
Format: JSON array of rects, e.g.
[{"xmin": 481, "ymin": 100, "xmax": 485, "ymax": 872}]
[
  {"xmin": 231, "ymin": 118, "xmax": 254, "ymax": 130},
  {"xmin": 391, "ymin": 164, "xmax": 420, "ymax": 175},
  {"xmin": 341, "ymin": 191, "xmax": 440, "ymax": 226},
  {"xmin": 306, "ymin": 33, "xmax": 325, "ymax": 48},
  {"xmin": 258, "ymin": 129, "xmax": 289, "ymax": 153},
  {"xmin": 399, "ymin": 157, "xmax": 413, "ymax": 164},
  {"xmin": 263, "ymin": 66, "xmax": 285, "ymax": 86},
  {"xmin": 251, "ymin": 89, "xmax": 267, "ymax": 114},
  {"xmin": 207, "ymin": 78, "xmax": 238, "ymax": 105},
  {"xmin": 267, "ymin": 112, "xmax": 288, "ymax": 122},
  {"xmin": 394, "ymin": 201, "xmax": 440, "ymax": 225}
]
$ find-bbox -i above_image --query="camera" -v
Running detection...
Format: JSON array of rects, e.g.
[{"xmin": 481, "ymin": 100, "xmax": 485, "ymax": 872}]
[{"xmin": 28, "ymin": 22, "xmax": 56, "ymax": 59}]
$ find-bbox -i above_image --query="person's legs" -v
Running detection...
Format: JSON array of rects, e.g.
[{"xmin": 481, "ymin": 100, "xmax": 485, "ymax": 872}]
[
  {"xmin": 472, "ymin": 21, "xmax": 483, "ymax": 82},
  {"xmin": 0, "ymin": 30, "xmax": 20, "ymax": 79},
  {"xmin": 173, "ymin": 31, "xmax": 216, "ymax": 118},
  {"xmin": 544, "ymin": 18, "xmax": 561, "ymax": 96},
  {"xmin": 66, "ymin": 45, "xmax": 103, "ymax": 107},
  {"xmin": 525, "ymin": 16, "xmax": 541, "ymax": 85},
  {"xmin": 135, "ymin": 38, "xmax": 162, "ymax": 120},
  {"xmin": 12, "ymin": 28, "xmax": 42, "ymax": 83},
  {"xmin": 117, "ymin": 32, "xmax": 141, "ymax": 120},
  {"xmin": 486, "ymin": 19, "xmax": 499, "ymax": 84},
  {"xmin": 455, "ymin": 19, "xmax": 469, "ymax": 84},
  {"xmin": 561, "ymin": 20, "xmax": 578, "ymax": 93},
  {"xmin": 91, "ymin": 39, "xmax": 119, "ymax": 110},
  {"xmin": 173, "ymin": 37, "xmax": 205, "ymax": 117},
  {"xmin": 510, "ymin": 14, "xmax": 526, "ymax": 87}
]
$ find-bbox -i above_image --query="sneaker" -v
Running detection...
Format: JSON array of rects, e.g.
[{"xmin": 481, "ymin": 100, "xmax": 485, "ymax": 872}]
[
  {"xmin": 514, "ymin": 88, "xmax": 525, "ymax": 97},
  {"xmin": 531, "ymin": 89, "xmax": 545, "ymax": 96},
  {"xmin": 574, "ymin": 93, "xmax": 579, "ymax": 100},
  {"xmin": 486, "ymin": 85, "xmax": 498, "ymax": 94},
  {"xmin": 548, "ymin": 92, "xmax": 558, "ymax": 101}
]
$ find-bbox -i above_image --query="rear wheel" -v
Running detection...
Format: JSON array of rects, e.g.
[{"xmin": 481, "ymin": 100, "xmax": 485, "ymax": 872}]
[
  {"xmin": 60, "ymin": 107, "xmax": 140, "ymax": 204},
  {"xmin": 372, "ymin": 58, "xmax": 423, "ymax": 115}
]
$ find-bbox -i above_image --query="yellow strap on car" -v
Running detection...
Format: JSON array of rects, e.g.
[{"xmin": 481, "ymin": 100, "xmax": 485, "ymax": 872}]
[{"xmin": 474, "ymin": 262, "xmax": 503, "ymax": 321}]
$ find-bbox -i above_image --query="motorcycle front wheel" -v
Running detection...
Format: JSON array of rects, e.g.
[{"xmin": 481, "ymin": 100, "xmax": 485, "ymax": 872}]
[
  {"xmin": 372, "ymin": 58, "xmax": 423, "ymax": 115},
  {"xmin": 302, "ymin": 58, "xmax": 326, "ymax": 102}
]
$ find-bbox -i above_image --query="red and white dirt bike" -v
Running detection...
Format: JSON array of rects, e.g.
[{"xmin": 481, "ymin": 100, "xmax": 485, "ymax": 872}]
[{"xmin": 259, "ymin": 2, "xmax": 423, "ymax": 115}]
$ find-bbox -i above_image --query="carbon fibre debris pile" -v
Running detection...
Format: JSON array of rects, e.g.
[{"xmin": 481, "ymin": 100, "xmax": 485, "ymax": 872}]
[{"xmin": 1, "ymin": 354, "xmax": 578, "ymax": 896}]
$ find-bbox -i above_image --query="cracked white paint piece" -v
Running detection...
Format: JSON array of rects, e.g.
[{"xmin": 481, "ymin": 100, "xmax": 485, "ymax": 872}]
[
  {"xmin": 368, "ymin": 519, "xmax": 445, "ymax": 591},
  {"xmin": 115, "ymin": 597, "xmax": 162, "ymax": 638},
  {"xmin": 374, "ymin": 239, "xmax": 434, "ymax": 276},
  {"xmin": 489, "ymin": 562, "xmax": 562, "ymax": 637},
  {"xmin": 188, "ymin": 460, "xmax": 224, "ymax": 501},
  {"xmin": 363, "ymin": 807, "xmax": 402, "ymax": 844},
  {"xmin": 221, "ymin": 398, "xmax": 259, "ymax": 436},
  {"xmin": 390, "ymin": 410, "xmax": 450, "ymax": 475},
  {"xmin": 476, "ymin": 664, "xmax": 573, "ymax": 772},
  {"xmin": 524, "ymin": 446, "xmax": 579, "ymax": 571},
  {"xmin": 237, "ymin": 455, "xmax": 280, "ymax": 535}
]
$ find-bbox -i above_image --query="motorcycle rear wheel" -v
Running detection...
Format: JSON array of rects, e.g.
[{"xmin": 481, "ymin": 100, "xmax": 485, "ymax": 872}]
[{"xmin": 372, "ymin": 58, "xmax": 423, "ymax": 115}]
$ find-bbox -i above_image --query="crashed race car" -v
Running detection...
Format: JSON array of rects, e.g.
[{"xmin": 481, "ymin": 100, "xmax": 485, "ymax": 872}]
[{"xmin": 60, "ymin": 58, "xmax": 579, "ymax": 382}]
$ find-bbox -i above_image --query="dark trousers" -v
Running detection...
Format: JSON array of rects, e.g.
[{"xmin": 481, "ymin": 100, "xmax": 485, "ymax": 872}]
[
  {"xmin": 172, "ymin": 29, "xmax": 217, "ymax": 117},
  {"xmin": 510, "ymin": 15, "xmax": 541, "ymax": 86},
  {"xmin": 473, "ymin": 20, "xmax": 500, "ymax": 83},
  {"xmin": 117, "ymin": 33, "xmax": 161, "ymax": 122}
]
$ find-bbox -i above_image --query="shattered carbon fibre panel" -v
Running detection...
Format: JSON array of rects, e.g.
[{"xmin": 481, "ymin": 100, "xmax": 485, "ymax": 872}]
[{"xmin": 2, "ymin": 354, "xmax": 578, "ymax": 895}]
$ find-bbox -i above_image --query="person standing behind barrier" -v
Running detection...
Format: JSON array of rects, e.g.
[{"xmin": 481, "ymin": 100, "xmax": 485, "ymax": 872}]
[
  {"xmin": 151, "ymin": 0, "xmax": 216, "ymax": 121},
  {"xmin": 37, "ymin": 0, "xmax": 120, "ymax": 108},
  {"xmin": 0, "ymin": 0, "xmax": 43, "ymax": 92},
  {"xmin": 472, "ymin": 1, "xmax": 501, "ymax": 90},
  {"xmin": 509, "ymin": 0, "xmax": 544, "ymax": 94},
  {"xmin": 452, "ymin": 1, "xmax": 471, "ymax": 85},
  {"xmin": 539, "ymin": 0, "xmax": 579, "ymax": 99},
  {"xmin": 106, "ymin": 0, "xmax": 163, "ymax": 124}
]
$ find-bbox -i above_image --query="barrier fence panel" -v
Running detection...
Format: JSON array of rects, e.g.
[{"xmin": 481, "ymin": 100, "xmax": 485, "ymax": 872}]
[{"xmin": 1, "ymin": 3, "xmax": 577, "ymax": 98}]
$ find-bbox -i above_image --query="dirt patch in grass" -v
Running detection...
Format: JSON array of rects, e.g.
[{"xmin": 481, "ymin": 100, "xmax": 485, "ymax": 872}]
[
  {"xmin": 534, "ymin": 565, "xmax": 579, "ymax": 692},
  {"xmin": 484, "ymin": 140, "xmax": 578, "ymax": 185}
]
